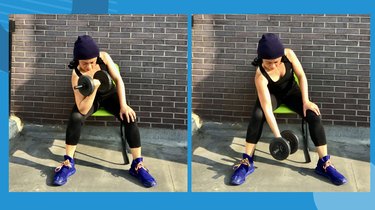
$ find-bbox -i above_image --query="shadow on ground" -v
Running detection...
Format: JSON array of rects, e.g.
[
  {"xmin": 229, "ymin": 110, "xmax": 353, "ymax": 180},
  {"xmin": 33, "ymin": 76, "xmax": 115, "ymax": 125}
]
[
  {"xmin": 9, "ymin": 124, "xmax": 187, "ymax": 192},
  {"xmin": 192, "ymin": 122, "xmax": 370, "ymax": 192}
]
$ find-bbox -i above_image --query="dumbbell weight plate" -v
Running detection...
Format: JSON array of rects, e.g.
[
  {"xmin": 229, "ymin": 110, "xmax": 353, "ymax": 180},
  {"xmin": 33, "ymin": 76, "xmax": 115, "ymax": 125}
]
[
  {"xmin": 269, "ymin": 138, "xmax": 291, "ymax": 160},
  {"xmin": 76, "ymin": 75, "xmax": 94, "ymax": 96},
  {"xmin": 93, "ymin": 70, "xmax": 113, "ymax": 94},
  {"xmin": 281, "ymin": 130, "xmax": 299, "ymax": 154}
]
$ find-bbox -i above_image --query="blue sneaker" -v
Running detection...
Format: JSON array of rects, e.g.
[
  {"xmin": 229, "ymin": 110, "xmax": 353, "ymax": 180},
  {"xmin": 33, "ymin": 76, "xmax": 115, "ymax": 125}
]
[
  {"xmin": 230, "ymin": 153, "xmax": 255, "ymax": 185},
  {"xmin": 315, "ymin": 155, "xmax": 347, "ymax": 185},
  {"xmin": 129, "ymin": 157, "xmax": 157, "ymax": 188},
  {"xmin": 53, "ymin": 155, "xmax": 76, "ymax": 186}
]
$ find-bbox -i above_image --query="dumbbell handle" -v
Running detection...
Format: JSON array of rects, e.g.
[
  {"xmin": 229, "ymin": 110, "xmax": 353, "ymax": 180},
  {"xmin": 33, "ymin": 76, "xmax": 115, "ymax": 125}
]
[
  {"xmin": 74, "ymin": 84, "xmax": 84, "ymax": 89},
  {"xmin": 74, "ymin": 81, "xmax": 100, "ymax": 90},
  {"xmin": 74, "ymin": 71, "xmax": 112, "ymax": 96}
]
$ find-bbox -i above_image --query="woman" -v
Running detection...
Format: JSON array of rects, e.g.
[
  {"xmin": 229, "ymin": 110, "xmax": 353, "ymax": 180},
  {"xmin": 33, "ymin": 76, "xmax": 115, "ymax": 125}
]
[
  {"xmin": 230, "ymin": 33, "xmax": 347, "ymax": 186},
  {"xmin": 53, "ymin": 35, "xmax": 156, "ymax": 188}
]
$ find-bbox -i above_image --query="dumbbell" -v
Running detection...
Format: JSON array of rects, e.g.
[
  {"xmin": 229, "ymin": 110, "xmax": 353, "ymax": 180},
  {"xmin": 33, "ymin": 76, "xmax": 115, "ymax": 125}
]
[
  {"xmin": 269, "ymin": 130, "xmax": 299, "ymax": 160},
  {"xmin": 74, "ymin": 70, "xmax": 113, "ymax": 96}
]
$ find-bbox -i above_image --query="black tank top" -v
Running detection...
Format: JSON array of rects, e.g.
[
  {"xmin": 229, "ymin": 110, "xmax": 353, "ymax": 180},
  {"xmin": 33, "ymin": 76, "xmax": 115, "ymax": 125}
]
[
  {"xmin": 74, "ymin": 56, "xmax": 116, "ymax": 100},
  {"xmin": 259, "ymin": 55, "xmax": 298, "ymax": 98}
]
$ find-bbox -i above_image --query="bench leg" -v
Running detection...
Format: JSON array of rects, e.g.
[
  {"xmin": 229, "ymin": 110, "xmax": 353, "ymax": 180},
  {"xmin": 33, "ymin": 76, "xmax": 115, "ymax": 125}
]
[
  {"xmin": 302, "ymin": 119, "xmax": 311, "ymax": 163},
  {"xmin": 120, "ymin": 121, "xmax": 130, "ymax": 165}
]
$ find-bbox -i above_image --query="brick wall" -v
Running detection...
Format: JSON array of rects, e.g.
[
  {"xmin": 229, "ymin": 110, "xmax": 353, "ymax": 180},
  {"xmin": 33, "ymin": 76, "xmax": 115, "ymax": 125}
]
[
  {"xmin": 192, "ymin": 14, "xmax": 370, "ymax": 127},
  {"xmin": 10, "ymin": 14, "xmax": 187, "ymax": 129}
]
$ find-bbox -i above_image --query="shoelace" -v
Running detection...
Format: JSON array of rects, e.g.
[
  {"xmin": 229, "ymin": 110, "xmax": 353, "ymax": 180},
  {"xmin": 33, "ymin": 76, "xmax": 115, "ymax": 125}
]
[
  {"xmin": 135, "ymin": 162, "xmax": 149, "ymax": 174},
  {"xmin": 233, "ymin": 158, "xmax": 250, "ymax": 170},
  {"xmin": 55, "ymin": 159, "xmax": 72, "ymax": 173},
  {"xmin": 323, "ymin": 159, "xmax": 335, "ymax": 172}
]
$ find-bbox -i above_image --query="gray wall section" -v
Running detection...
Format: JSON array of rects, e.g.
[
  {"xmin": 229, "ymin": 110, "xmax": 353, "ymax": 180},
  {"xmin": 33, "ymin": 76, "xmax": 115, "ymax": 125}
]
[
  {"xmin": 10, "ymin": 14, "xmax": 187, "ymax": 129},
  {"xmin": 192, "ymin": 14, "xmax": 370, "ymax": 127}
]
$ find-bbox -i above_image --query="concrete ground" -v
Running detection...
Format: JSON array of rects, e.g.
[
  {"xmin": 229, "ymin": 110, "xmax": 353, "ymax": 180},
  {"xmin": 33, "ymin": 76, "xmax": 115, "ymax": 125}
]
[
  {"xmin": 9, "ymin": 123, "xmax": 187, "ymax": 192},
  {"xmin": 192, "ymin": 122, "xmax": 370, "ymax": 192}
]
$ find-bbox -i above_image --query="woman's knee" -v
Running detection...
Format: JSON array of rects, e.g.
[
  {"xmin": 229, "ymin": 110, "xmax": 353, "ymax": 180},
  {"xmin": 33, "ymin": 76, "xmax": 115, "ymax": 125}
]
[
  {"xmin": 305, "ymin": 110, "xmax": 321, "ymax": 124},
  {"xmin": 122, "ymin": 119, "xmax": 138, "ymax": 126},
  {"xmin": 70, "ymin": 112, "xmax": 85, "ymax": 123},
  {"xmin": 252, "ymin": 107, "xmax": 264, "ymax": 121},
  {"xmin": 122, "ymin": 120, "xmax": 139, "ymax": 131}
]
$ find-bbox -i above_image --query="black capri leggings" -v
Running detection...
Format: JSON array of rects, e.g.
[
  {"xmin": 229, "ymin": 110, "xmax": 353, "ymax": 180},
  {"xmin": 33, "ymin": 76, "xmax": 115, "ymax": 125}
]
[
  {"xmin": 246, "ymin": 86, "xmax": 327, "ymax": 146},
  {"xmin": 65, "ymin": 92, "xmax": 141, "ymax": 148}
]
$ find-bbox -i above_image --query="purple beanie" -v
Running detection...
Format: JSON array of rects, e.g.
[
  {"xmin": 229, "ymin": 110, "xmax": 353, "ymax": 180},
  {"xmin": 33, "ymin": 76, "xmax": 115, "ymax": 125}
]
[
  {"xmin": 73, "ymin": 35, "xmax": 100, "ymax": 60},
  {"xmin": 257, "ymin": 33, "xmax": 284, "ymax": 59}
]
